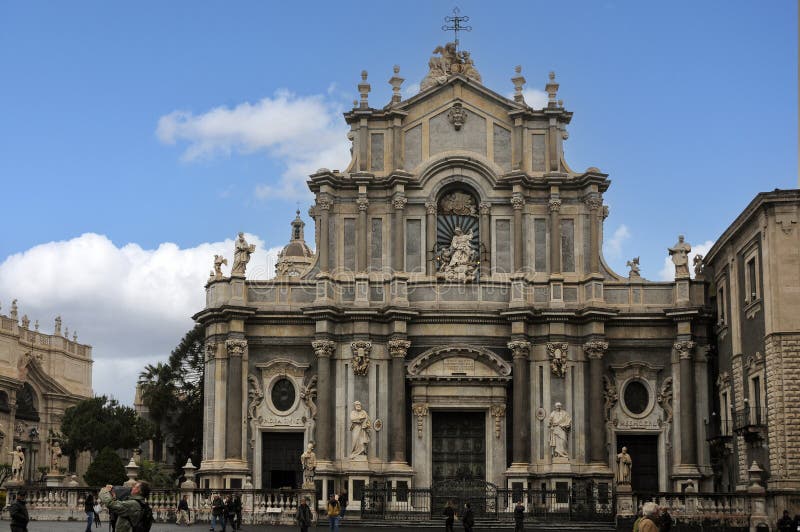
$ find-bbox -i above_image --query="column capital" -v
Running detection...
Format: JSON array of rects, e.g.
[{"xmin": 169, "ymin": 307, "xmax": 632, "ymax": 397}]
[
  {"xmin": 392, "ymin": 195, "xmax": 408, "ymax": 210},
  {"xmin": 225, "ymin": 338, "xmax": 247, "ymax": 357},
  {"xmin": 316, "ymin": 197, "xmax": 332, "ymax": 211},
  {"xmin": 479, "ymin": 201, "xmax": 492, "ymax": 215},
  {"xmin": 357, "ymin": 197, "xmax": 369, "ymax": 211},
  {"xmin": 425, "ymin": 201, "xmax": 437, "ymax": 215},
  {"xmin": 511, "ymin": 193, "xmax": 525, "ymax": 210},
  {"xmin": 388, "ymin": 338, "xmax": 411, "ymax": 358},
  {"xmin": 312, "ymin": 339, "xmax": 336, "ymax": 358},
  {"xmin": 674, "ymin": 340, "xmax": 696, "ymax": 359},
  {"xmin": 583, "ymin": 340, "xmax": 609, "ymax": 359},
  {"xmin": 584, "ymin": 196, "xmax": 602, "ymax": 211},
  {"xmin": 507, "ymin": 340, "xmax": 531, "ymax": 359},
  {"xmin": 548, "ymin": 198, "xmax": 562, "ymax": 213},
  {"xmin": 204, "ymin": 343, "xmax": 217, "ymax": 363}
]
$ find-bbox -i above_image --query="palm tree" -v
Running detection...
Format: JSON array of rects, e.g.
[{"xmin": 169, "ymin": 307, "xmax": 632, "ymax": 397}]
[{"xmin": 138, "ymin": 362, "xmax": 176, "ymax": 462}]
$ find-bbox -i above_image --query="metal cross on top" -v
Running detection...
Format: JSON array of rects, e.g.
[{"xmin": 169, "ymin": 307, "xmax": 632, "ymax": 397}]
[{"xmin": 442, "ymin": 7, "xmax": 472, "ymax": 50}]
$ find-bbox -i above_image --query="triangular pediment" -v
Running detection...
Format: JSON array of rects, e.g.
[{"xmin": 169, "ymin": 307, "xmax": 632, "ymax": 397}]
[{"xmin": 397, "ymin": 74, "xmax": 527, "ymax": 116}]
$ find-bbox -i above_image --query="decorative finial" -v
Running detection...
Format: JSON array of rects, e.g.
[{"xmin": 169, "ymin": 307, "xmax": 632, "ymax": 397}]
[
  {"xmin": 512, "ymin": 65, "xmax": 526, "ymax": 104},
  {"xmin": 546, "ymin": 71, "xmax": 559, "ymax": 108},
  {"xmin": 389, "ymin": 65, "xmax": 404, "ymax": 104},
  {"xmin": 34, "ymin": 319, "xmax": 39, "ymax": 331},
  {"xmin": 10, "ymin": 299, "xmax": 18, "ymax": 319},
  {"xmin": 442, "ymin": 7, "xmax": 472, "ymax": 50},
  {"xmin": 358, "ymin": 70, "xmax": 371, "ymax": 109}
]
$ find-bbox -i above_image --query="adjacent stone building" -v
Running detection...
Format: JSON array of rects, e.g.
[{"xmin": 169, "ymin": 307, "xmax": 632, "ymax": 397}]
[
  {"xmin": 702, "ymin": 189, "xmax": 800, "ymax": 510},
  {"xmin": 195, "ymin": 43, "xmax": 719, "ymax": 505},
  {"xmin": 0, "ymin": 301, "xmax": 93, "ymax": 481}
]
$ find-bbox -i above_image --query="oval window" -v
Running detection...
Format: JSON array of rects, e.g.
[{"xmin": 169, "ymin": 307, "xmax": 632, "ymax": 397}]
[
  {"xmin": 624, "ymin": 380, "xmax": 649, "ymax": 415},
  {"xmin": 271, "ymin": 378, "xmax": 296, "ymax": 412}
]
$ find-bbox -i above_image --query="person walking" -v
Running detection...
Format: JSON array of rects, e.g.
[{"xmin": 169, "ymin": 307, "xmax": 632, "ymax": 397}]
[
  {"xmin": 461, "ymin": 502, "xmax": 474, "ymax": 532},
  {"xmin": 84, "ymin": 492, "xmax": 96, "ymax": 532},
  {"xmin": 9, "ymin": 491, "xmax": 29, "ymax": 532},
  {"xmin": 638, "ymin": 502, "xmax": 660, "ymax": 532},
  {"xmin": 442, "ymin": 500, "xmax": 455, "ymax": 532},
  {"xmin": 210, "ymin": 493, "xmax": 225, "ymax": 531},
  {"xmin": 338, "ymin": 489, "xmax": 348, "ymax": 520},
  {"xmin": 326, "ymin": 493, "xmax": 341, "ymax": 532},
  {"xmin": 176, "ymin": 494, "xmax": 190, "ymax": 526},
  {"xmin": 297, "ymin": 496, "xmax": 313, "ymax": 532},
  {"xmin": 98, "ymin": 482, "xmax": 152, "ymax": 532},
  {"xmin": 513, "ymin": 499, "xmax": 525, "ymax": 532},
  {"xmin": 779, "ymin": 510, "xmax": 794, "ymax": 532},
  {"xmin": 233, "ymin": 493, "xmax": 242, "ymax": 530},
  {"xmin": 222, "ymin": 495, "xmax": 236, "ymax": 531}
]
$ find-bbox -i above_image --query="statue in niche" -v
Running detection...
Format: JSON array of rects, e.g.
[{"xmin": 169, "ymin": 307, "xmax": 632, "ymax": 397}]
[
  {"xmin": 439, "ymin": 191, "xmax": 477, "ymax": 216},
  {"xmin": 231, "ymin": 232, "xmax": 255, "ymax": 277},
  {"xmin": 349, "ymin": 401, "xmax": 371, "ymax": 459},
  {"xmin": 626, "ymin": 257, "xmax": 641, "ymax": 278},
  {"xmin": 547, "ymin": 402, "xmax": 572, "ymax": 459},
  {"xmin": 9, "ymin": 446, "xmax": 24, "ymax": 482},
  {"xmin": 439, "ymin": 227, "xmax": 478, "ymax": 282},
  {"xmin": 300, "ymin": 443, "xmax": 317, "ymax": 488},
  {"xmin": 616, "ymin": 446, "xmax": 632, "ymax": 485},
  {"xmin": 668, "ymin": 235, "xmax": 692, "ymax": 279}
]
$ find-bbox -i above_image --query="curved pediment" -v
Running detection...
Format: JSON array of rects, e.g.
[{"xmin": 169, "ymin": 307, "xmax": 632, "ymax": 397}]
[{"xmin": 407, "ymin": 344, "xmax": 511, "ymax": 378}]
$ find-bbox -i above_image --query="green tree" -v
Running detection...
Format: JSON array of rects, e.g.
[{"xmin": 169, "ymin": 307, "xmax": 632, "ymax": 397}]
[
  {"xmin": 138, "ymin": 459, "xmax": 173, "ymax": 488},
  {"xmin": 84, "ymin": 447, "xmax": 126, "ymax": 486},
  {"xmin": 60, "ymin": 396, "xmax": 153, "ymax": 459},
  {"xmin": 138, "ymin": 362, "xmax": 176, "ymax": 462}
]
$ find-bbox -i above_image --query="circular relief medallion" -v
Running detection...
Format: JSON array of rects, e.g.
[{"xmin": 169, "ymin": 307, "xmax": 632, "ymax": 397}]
[
  {"xmin": 271, "ymin": 378, "xmax": 296, "ymax": 412},
  {"xmin": 623, "ymin": 380, "xmax": 649, "ymax": 415}
]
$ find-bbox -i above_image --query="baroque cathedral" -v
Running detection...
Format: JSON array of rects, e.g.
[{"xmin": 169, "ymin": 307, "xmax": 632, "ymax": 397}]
[{"xmin": 195, "ymin": 42, "xmax": 717, "ymax": 504}]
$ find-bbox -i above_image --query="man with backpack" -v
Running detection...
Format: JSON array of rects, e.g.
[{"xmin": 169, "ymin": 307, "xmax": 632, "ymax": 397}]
[
  {"xmin": 98, "ymin": 482, "xmax": 153, "ymax": 532},
  {"xmin": 9, "ymin": 491, "xmax": 29, "ymax": 532}
]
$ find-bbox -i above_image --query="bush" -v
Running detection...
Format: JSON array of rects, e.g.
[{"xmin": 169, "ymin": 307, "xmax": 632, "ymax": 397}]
[{"xmin": 84, "ymin": 447, "xmax": 126, "ymax": 487}]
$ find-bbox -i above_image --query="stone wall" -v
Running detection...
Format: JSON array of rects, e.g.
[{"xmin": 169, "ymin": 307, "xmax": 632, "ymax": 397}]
[{"xmin": 765, "ymin": 332, "xmax": 800, "ymax": 489}]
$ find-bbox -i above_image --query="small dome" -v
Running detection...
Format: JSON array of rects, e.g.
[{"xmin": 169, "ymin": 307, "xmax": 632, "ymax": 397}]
[{"xmin": 282, "ymin": 241, "xmax": 313, "ymax": 258}]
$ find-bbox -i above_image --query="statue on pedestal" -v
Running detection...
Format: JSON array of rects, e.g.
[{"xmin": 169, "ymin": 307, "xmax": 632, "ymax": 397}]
[
  {"xmin": 668, "ymin": 235, "xmax": 692, "ymax": 279},
  {"xmin": 547, "ymin": 403, "xmax": 572, "ymax": 458},
  {"xmin": 616, "ymin": 446, "xmax": 632, "ymax": 485},
  {"xmin": 349, "ymin": 401, "xmax": 371, "ymax": 459},
  {"xmin": 50, "ymin": 440, "xmax": 62, "ymax": 473},
  {"xmin": 231, "ymin": 232, "xmax": 255, "ymax": 277},
  {"xmin": 300, "ymin": 443, "xmax": 317, "ymax": 488},
  {"xmin": 9, "ymin": 446, "xmax": 24, "ymax": 481}
]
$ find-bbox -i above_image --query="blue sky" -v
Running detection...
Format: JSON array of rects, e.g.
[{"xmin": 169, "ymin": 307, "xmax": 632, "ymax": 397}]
[{"xmin": 0, "ymin": 1, "xmax": 796, "ymax": 403}]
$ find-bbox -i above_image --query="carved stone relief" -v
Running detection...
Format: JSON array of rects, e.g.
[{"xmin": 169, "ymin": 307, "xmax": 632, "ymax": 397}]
[
  {"xmin": 350, "ymin": 341, "xmax": 372, "ymax": 376},
  {"xmin": 412, "ymin": 403, "xmax": 428, "ymax": 438},
  {"xmin": 247, "ymin": 358, "xmax": 311, "ymax": 449},
  {"xmin": 547, "ymin": 342, "xmax": 569, "ymax": 378}
]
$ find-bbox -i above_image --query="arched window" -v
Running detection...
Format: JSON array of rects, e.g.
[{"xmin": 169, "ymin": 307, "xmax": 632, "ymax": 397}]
[
  {"xmin": 435, "ymin": 187, "xmax": 481, "ymax": 281},
  {"xmin": 16, "ymin": 383, "xmax": 39, "ymax": 421}
]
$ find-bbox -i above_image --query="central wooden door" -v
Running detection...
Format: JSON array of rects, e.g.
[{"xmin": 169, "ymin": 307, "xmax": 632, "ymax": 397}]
[{"xmin": 431, "ymin": 411, "xmax": 486, "ymax": 483}]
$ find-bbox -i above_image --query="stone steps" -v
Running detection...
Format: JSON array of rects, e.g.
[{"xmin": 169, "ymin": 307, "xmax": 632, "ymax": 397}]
[{"xmin": 351, "ymin": 519, "xmax": 616, "ymax": 530}]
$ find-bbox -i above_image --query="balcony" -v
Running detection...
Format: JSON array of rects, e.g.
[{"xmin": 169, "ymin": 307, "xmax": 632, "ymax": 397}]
[
  {"xmin": 705, "ymin": 415, "xmax": 733, "ymax": 443},
  {"xmin": 733, "ymin": 407, "xmax": 767, "ymax": 442}
]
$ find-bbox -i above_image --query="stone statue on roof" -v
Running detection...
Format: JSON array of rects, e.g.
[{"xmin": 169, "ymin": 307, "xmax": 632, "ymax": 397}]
[{"xmin": 421, "ymin": 43, "xmax": 482, "ymax": 91}]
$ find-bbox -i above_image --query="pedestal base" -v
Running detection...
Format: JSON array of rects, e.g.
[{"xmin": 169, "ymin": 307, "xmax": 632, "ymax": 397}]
[
  {"xmin": 46, "ymin": 473, "xmax": 65, "ymax": 487},
  {"xmin": 616, "ymin": 483, "xmax": 634, "ymax": 516}
]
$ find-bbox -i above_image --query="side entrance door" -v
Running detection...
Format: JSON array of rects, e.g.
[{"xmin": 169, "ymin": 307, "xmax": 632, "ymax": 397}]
[{"xmin": 261, "ymin": 432, "xmax": 303, "ymax": 489}]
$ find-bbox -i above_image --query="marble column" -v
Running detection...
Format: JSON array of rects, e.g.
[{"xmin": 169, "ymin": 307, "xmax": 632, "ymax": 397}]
[
  {"xmin": 392, "ymin": 195, "xmax": 407, "ymax": 273},
  {"xmin": 317, "ymin": 197, "xmax": 332, "ymax": 272},
  {"xmin": 388, "ymin": 338, "xmax": 411, "ymax": 462},
  {"xmin": 508, "ymin": 340, "xmax": 531, "ymax": 464},
  {"xmin": 676, "ymin": 341, "xmax": 697, "ymax": 465},
  {"xmin": 312, "ymin": 339, "xmax": 335, "ymax": 460},
  {"xmin": 584, "ymin": 340, "xmax": 609, "ymax": 463},
  {"xmin": 549, "ymin": 198, "xmax": 562, "ymax": 274},
  {"xmin": 357, "ymin": 196, "xmax": 369, "ymax": 272},
  {"xmin": 479, "ymin": 202, "xmax": 491, "ymax": 278},
  {"xmin": 585, "ymin": 196, "xmax": 602, "ymax": 274},
  {"xmin": 425, "ymin": 202, "xmax": 437, "ymax": 276},
  {"xmin": 225, "ymin": 339, "xmax": 246, "ymax": 460},
  {"xmin": 511, "ymin": 193, "xmax": 524, "ymax": 272}
]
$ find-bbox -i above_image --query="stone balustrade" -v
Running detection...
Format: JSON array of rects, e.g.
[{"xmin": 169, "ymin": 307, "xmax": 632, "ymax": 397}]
[
  {"xmin": 6, "ymin": 487, "xmax": 315, "ymax": 525},
  {"xmin": 632, "ymin": 492, "xmax": 753, "ymax": 529}
]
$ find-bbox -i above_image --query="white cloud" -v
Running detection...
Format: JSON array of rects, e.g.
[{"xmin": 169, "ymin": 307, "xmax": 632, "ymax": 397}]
[
  {"xmin": 156, "ymin": 90, "xmax": 351, "ymax": 199},
  {"xmin": 0, "ymin": 233, "xmax": 282, "ymax": 405},
  {"xmin": 522, "ymin": 88, "xmax": 549, "ymax": 109},
  {"xmin": 658, "ymin": 239, "xmax": 715, "ymax": 281},
  {"xmin": 402, "ymin": 82, "xmax": 420, "ymax": 98},
  {"xmin": 603, "ymin": 224, "xmax": 631, "ymax": 260}
]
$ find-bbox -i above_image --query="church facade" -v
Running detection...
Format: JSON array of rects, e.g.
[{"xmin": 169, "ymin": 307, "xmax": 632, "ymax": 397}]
[{"xmin": 195, "ymin": 44, "xmax": 715, "ymax": 505}]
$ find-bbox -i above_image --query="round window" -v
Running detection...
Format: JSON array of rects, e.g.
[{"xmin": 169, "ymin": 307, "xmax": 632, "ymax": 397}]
[
  {"xmin": 271, "ymin": 379, "xmax": 296, "ymax": 412},
  {"xmin": 624, "ymin": 380, "xmax": 649, "ymax": 415}
]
